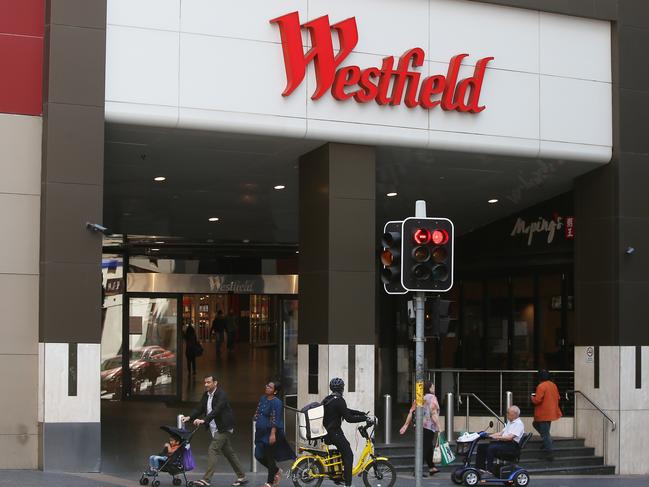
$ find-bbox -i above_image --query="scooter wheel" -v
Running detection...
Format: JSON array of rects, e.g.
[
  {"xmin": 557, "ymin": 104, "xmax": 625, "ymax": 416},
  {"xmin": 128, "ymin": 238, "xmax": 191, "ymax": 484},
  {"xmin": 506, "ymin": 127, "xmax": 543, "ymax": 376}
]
[
  {"xmin": 451, "ymin": 469, "xmax": 463, "ymax": 485},
  {"xmin": 462, "ymin": 469, "xmax": 480, "ymax": 486},
  {"xmin": 515, "ymin": 471, "xmax": 530, "ymax": 486}
]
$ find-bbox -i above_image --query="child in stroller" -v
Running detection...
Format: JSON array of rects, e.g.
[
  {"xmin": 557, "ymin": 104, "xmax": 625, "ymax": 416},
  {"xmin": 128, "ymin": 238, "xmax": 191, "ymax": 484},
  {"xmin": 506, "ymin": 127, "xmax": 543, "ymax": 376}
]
[{"xmin": 140, "ymin": 426, "xmax": 198, "ymax": 487}]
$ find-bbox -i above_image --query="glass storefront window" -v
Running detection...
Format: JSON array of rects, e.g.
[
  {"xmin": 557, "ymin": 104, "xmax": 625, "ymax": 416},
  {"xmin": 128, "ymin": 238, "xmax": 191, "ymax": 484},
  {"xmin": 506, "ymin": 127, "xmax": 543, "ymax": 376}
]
[
  {"xmin": 485, "ymin": 278, "xmax": 509, "ymax": 369},
  {"xmin": 128, "ymin": 297, "xmax": 178, "ymax": 396},
  {"xmin": 538, "ymin": 274, "xmax": 563, "ymax": 369},
  {"xmin": 101, "ymin": 254, "xmax": 124, "ymax": 400},
  {"xmin": 512, "ymin": 276, "xmax": 534, "ymax": 369},
  {"xmin": 462, "ymin": 281, "xmax": 485, "ymax": 369}
]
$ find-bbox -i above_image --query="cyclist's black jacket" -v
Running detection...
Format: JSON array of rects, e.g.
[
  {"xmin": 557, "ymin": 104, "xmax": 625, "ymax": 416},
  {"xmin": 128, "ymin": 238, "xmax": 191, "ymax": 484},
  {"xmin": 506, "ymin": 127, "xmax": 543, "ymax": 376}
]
[{"xmin": 322, "ymin": 392, "xmax": 366, "ymax": 433}]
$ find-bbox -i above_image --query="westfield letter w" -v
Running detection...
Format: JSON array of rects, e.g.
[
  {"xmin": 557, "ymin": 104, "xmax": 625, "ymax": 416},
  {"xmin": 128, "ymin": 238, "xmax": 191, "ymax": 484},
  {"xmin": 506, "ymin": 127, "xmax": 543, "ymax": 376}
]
[{"xmin": 270, "ymin": 12, "xmax": 494, "ymax": 112}]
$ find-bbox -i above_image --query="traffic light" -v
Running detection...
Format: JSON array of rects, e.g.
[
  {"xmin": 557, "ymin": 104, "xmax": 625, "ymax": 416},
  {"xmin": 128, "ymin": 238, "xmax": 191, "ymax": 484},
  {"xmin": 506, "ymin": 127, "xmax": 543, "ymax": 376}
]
[
  {"xmin": 380, "ymin": 221, "xmax": 407, "ymax": 294},
  {"xmin": 401, "ymin": 217, "xmax": 454, "ymax": 292}
]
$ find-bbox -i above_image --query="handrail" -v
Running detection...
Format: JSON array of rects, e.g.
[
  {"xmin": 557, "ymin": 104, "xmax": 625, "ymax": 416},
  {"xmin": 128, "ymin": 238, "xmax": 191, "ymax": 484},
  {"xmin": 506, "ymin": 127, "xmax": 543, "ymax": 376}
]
[
  {"xmin": 566, "ymin": 390, "xmax": 616, "ymax": 431},
  {"xmin": 427, "ymin": 368, "xmax": 574, "ymax": 374},
  {"xmin": 566, "ymin": 390, "xmax": 615, "ymax": 466},
  {"xmin": 459, "ymin": 392, "xmax": 506, "ymax": 429}
]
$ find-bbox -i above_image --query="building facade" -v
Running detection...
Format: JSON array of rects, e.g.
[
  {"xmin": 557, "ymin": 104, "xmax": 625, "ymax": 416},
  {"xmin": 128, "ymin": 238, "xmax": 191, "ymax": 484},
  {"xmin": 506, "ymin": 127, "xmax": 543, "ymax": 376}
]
[{"xmin": 0, "ymin": 0, "xmax": 647, "ymax": 476}]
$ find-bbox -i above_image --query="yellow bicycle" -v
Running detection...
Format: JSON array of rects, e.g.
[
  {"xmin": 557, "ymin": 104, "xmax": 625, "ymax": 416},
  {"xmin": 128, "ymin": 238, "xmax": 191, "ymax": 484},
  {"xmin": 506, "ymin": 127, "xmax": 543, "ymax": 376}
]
[{"xmin": 289, "ymin": 419, "xmax": 397, "ymax": 487}]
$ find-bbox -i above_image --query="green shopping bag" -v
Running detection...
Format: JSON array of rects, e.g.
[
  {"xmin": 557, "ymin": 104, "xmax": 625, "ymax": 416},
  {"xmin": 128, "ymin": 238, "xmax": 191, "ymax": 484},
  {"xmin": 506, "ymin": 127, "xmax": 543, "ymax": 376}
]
[{"xmin": 438, "ymin": 432, "xmax": 456, "ymax": 465}]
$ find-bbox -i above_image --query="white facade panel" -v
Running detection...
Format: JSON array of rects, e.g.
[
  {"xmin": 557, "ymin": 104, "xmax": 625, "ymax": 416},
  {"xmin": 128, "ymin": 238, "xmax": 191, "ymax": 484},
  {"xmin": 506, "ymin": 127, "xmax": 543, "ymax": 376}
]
[
  {"xmin": 540, "ymin": 12, "xmax": 612, "ymax": 82},
  {"xmin": 105, "ymin": 0, "xmax": 613, "ymax": 163},
  {"xmin": 179, "ymin": 34, "xmax": 307, "ymax": 118},
  {"xmin": 106, "ymin": 26, "xmax": 180, "ymax": 107},
  {"xmin": 540, "ymin": 75, "xmax": 612, "ymax": 147},
  {"xmin": 181, "ymin": 0, "xmax": 308, "ymax": 44},
  {"xmin": 428, "ymin": 62, "xmax": 539, "ymax": 140},
  {"xmin": 429, "ymin": 0, "xmax": 539, "ymax": 73},
  {"xmin": 107, "ymin": 0, "xmax": 181, "ymax": 32}
]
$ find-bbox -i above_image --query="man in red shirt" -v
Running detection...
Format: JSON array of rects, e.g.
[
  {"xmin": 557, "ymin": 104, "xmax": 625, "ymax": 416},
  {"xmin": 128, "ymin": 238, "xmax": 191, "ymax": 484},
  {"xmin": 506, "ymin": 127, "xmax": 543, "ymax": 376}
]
[{"xmin": 530, "ymin": 369, "xmax": 562, "ymax": 461}]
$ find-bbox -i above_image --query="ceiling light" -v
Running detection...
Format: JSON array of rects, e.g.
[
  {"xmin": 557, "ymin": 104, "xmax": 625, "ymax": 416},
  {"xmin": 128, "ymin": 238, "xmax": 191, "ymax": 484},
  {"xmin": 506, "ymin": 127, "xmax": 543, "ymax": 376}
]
[
  {"xmin": 155, "ymin": 241, "xmax": 165, "ymax": 244},
  {"xmin": 151, "ymin": 248, "xmax": 160, "ymax": 251},
  {"xmin": 488, "ymin": 198, "xmax": 499, "ymax": 204},
  {"xmin": 243, "ymin": 239, "xmax": 250, "ymax": 243},
  {"xmin": 208, "ymin": 217, "xmax": 219, "ymax": 222},
  {"xmin": 387, "ymin": 192, "xmax": 398, "ymax": 197},
  {"xmin": 154, "ymin": 176, "xmax": 166, "ymax": 182},
  {"xmin": 295, "ymin": 250, "xmax": 299, "ymax": 254},
  {"xmin": 274, "ymin": 185, "xmax": 286, "ymax": 190}
]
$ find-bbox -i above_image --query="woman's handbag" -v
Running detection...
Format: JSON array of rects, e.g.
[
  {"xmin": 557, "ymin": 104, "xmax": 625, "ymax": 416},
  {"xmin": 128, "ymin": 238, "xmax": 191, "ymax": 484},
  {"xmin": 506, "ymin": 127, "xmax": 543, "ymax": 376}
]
[{"xmin": 433, "ymin": 434, "xmax": 442, "ymax": 464}]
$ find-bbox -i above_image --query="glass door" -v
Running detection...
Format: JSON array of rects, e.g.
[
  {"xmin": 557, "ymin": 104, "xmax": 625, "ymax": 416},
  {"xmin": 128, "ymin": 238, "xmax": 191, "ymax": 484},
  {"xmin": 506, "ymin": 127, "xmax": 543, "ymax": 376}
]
[
  {"xmin": 127, "ymin": 296, "xmax": 180, "ymax": 397},
  {"xmin": 280, "ymin": 299, "xmax": 298, "ymax": 396}
]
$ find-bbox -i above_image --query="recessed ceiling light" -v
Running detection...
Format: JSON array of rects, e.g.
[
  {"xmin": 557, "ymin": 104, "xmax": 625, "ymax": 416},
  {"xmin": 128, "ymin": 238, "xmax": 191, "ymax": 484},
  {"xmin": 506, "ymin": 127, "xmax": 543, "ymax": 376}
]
[
  {"xmin": 208, "ymin": 217, "xmax": 219, "ymax": 222},
  {"xmin": 243, "ymin": 239, "xmax": 250, "ymax": 243},
  {"xmin": 151, "ymin": 248, "xmax": 160, "ymax": 251},
  {"xmin": 155, "ymin": 241, "xmax": 165, "ymax": 244},
  {"xmin": 274, "ymin": 185, "xmax": 286, "ymax": 190},
  {"xmin": 295, "ymin": 250, "xmax": 299, "ymax": 254},
  {"xmin": 488, "ymin": 198, "xmax": 499, "ymax": 204},
  {"xmin": 154, "ymin": 176, "xmax": 166, "ymax": 182},
  {"xmin": 387, "ymin": 192, "xmax": 398, "ymax": 197}
]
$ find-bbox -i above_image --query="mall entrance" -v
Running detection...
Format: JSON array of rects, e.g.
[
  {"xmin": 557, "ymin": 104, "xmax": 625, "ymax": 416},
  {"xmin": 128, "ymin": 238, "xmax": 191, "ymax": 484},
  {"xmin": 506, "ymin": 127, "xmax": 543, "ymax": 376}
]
[{"xmin": 100, "ymin": 257, "xmax": 299, "ymax": 473}]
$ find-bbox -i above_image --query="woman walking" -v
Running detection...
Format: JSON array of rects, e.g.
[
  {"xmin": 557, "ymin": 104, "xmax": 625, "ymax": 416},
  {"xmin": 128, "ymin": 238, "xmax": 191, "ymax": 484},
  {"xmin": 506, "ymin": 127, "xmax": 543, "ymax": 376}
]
[
  {"xmin": 254, "ymin": 381, "xmax": 296, "ymax": 487},
  {"xmin": 399, "ymin": 381, "xmax": 441, "ymax": 476},
  {"xmin": 183, "ymin": 322, "xmax": 200, "ymax": 377}
]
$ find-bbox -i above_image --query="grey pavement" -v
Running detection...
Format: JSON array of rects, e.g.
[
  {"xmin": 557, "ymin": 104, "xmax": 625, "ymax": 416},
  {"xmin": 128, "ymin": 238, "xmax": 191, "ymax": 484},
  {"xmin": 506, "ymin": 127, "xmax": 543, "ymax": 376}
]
[{"xmin": 1, "ymin": 472, "xmax": 649, "ymax": 487}]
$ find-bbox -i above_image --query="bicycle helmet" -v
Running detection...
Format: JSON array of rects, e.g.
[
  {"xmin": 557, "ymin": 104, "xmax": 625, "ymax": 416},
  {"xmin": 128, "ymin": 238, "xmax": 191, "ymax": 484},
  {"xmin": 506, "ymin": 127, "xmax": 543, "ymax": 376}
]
[{"xmin": 329, "ymin": 377, "xmax": 345, "ymax": 393}]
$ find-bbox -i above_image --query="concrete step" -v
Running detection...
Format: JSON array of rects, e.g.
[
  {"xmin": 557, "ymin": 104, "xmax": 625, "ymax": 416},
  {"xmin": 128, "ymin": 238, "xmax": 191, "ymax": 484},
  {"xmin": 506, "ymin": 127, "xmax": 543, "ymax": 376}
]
[{"xmin": 392, "ymin": 455, "xmax": 604, "ymax": 471}]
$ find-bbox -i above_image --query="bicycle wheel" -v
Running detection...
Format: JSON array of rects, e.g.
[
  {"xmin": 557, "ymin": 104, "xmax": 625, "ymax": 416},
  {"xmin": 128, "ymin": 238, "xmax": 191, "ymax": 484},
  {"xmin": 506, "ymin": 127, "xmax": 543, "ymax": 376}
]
[
  {"xmin": 362, "ymin": 459, "xmax": 397, "ymax": 487},
  {"xmin": 291, "ymin": 456, "xmax": 325, "ymax": 487}
]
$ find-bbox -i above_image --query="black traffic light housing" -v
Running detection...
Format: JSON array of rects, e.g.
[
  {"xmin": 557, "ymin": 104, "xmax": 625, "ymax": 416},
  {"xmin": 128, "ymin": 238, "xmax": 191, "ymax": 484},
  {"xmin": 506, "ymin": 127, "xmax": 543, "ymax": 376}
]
[
  {"xmin": 401, "ymin": 217, "xmax": 454, "ymax": 292},
  {"xmin": 380, "ymin": 221, "xmax": 407, "ymax": 295}
]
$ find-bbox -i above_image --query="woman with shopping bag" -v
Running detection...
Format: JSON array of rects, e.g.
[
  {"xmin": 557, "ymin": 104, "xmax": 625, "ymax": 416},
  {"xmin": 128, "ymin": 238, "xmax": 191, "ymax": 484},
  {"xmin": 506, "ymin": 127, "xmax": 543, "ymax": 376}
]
[{"xmin": 399, "ymin": 381, "xmax": 441, "ymax": 476}]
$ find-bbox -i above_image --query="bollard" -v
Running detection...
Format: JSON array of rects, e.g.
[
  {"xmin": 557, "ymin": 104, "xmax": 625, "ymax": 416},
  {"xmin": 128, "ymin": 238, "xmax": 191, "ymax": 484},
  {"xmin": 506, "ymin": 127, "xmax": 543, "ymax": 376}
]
[
  {"xmin": 383, "ymin": 394, "xmax": 392, "ymax": 444},
  {"xmin": 251, "ymin": 419, "xmax": 258, "ymax": 473},
  {"xmin": 177, "ymin": 414, "xmax": 185, "ymax": 429},
  {"xmin": 445, "ymin": 392, "xmax": 454, "ymax": 444},
  {"xmin": 505, "ymin": 391, "xmax": 513, "ymax": 425}
]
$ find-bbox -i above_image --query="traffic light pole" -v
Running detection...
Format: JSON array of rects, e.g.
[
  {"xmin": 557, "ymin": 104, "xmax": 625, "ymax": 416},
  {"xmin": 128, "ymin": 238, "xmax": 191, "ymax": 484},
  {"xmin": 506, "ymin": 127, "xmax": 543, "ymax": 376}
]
[
  {"xmin": 413, "ymin": 200, "xmax": 426, "ymax": 487},
  {"xmin": 414, "ymin": 291, "xmax": 426, "ymax": 487}
]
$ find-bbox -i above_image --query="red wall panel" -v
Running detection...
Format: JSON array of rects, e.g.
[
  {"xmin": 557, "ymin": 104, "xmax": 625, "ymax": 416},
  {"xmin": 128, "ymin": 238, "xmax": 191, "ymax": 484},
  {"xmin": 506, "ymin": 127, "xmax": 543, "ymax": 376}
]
[
  {"xmin": 0, "ymin": 0, "xmax": 44, "ymax": 37},
  {"xmin": 0, "ymin": 34, "xmax": 43, "ymax": 115},
  {"xmin": 0, "ymin": 0, "xmax": 44, "ymax": 116}
]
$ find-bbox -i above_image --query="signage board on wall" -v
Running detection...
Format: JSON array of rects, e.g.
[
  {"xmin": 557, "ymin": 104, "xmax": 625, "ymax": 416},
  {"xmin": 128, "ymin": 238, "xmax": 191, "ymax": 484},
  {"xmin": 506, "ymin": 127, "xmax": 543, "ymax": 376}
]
[{"xmin": 271, "ymin": 12, "xmax": 493, "ymax": 112}]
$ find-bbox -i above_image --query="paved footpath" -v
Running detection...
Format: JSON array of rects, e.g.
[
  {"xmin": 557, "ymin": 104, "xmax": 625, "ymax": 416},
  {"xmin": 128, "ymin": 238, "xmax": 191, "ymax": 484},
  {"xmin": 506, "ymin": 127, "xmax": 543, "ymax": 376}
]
[{"xmin": 2, "ymin": 472, "xmax": 649, "ymax": 487}]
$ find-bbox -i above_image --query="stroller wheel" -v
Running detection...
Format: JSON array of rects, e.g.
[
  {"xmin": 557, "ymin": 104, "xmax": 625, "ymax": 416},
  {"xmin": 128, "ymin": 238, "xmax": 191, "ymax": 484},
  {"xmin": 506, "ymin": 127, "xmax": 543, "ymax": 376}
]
[
  {"xmin": 139, "ymin": 478, "xmax": 149, "ymax": 486},
  {"xmin": 152, "ymin": 481, "xmax": 160, "ymax": 487},
  {"xmin": 173, "ymin": 478, "xmax": 182, "ymax": 486}
]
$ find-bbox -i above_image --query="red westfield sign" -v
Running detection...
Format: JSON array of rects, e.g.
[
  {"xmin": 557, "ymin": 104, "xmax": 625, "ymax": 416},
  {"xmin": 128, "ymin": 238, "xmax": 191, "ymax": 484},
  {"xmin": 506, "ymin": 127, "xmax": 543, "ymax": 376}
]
[{"xmin": 270, "ymin": 12, "xmax": 494, "ymax": 112}]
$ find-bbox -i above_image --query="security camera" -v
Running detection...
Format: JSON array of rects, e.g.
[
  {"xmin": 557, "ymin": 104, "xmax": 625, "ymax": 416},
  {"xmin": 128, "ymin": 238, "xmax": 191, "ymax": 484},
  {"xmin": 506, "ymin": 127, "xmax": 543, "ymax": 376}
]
[{"xmin": 86, "ymin": 222, "xmax": 108, "ymax": 234}]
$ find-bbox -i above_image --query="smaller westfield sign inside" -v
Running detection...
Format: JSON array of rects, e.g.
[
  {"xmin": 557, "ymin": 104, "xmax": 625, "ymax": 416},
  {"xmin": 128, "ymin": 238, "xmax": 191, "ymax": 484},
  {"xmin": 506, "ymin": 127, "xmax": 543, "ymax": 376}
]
[{"xmin": 270, "ymin": 12, "xmax": 494, "ymax": 112}]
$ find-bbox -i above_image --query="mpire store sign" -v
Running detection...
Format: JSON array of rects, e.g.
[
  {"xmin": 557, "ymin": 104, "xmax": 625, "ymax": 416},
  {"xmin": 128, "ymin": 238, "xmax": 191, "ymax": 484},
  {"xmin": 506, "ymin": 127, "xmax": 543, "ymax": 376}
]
[{"xmin": 271, "ymin": 12, "xmax": 494, "ymax": 112}]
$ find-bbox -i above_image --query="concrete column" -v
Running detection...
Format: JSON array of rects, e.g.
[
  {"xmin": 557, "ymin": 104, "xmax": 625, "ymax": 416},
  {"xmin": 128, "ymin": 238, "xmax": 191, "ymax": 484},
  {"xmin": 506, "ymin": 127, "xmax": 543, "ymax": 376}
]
[
  {"xmin": 38, "ymin": 0, "xmax": 106, "ymax": 472},
  {"xmin": 297, "ymin": 143, "xmax": 376, "ymax": 459}
]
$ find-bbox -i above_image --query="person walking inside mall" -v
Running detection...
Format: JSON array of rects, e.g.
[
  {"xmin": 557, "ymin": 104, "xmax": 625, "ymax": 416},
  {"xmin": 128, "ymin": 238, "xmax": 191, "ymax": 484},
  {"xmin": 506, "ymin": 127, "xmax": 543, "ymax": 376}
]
[
  {"xmin": 254, "ymin": 381, "xmax": 295, "ymax": 487},
  {"xmin": 182, "ymin": 374, "xmax": 248, "ymax": 487},
  {"xmin": 531, "ymin": 369, "xmax": 562, "ymax": 461},
  {"xmin": 183, "ymin": 322, "xmax": 201, "ymax": 378},
  {"xmin": 211, "ymin": 310, "xmax": 227, "ymax": 355},
  {"xmin": 399, "ymin": 380, "xmax": 440, "ymax": 476}
]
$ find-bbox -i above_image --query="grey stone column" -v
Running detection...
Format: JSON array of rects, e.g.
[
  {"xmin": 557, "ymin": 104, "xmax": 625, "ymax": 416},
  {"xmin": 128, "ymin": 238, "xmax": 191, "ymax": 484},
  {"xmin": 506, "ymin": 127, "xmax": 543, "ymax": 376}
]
[
  {"xmin": 39, "ymin": 0, "xmax": 106, "ymax": 472},
  {"xmin": 296, "ymin": 143, "xmax": 376, "ymax": 458}
]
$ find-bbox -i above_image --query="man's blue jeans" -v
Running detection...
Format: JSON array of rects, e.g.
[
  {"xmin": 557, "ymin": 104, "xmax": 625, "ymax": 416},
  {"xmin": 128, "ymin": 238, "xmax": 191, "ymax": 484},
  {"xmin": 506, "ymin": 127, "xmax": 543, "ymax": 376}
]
[{"xmin": 532, "ymin": 421, "xmax": 553, "ymax": 453}]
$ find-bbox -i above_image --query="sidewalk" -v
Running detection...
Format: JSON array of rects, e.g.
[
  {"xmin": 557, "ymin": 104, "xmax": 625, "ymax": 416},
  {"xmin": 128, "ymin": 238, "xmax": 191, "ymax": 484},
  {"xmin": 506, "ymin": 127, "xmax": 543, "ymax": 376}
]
[{"xmin": 2, "ymin": 471, "xmax": 649, "ymax": 487}]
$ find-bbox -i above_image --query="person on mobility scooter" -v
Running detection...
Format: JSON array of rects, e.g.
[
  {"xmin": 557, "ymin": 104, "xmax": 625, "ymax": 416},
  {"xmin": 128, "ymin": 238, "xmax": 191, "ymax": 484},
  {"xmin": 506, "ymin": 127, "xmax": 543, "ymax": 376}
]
[{"xmin": 452, "ymin": 406, "xmax": 532, "ymax": 486}]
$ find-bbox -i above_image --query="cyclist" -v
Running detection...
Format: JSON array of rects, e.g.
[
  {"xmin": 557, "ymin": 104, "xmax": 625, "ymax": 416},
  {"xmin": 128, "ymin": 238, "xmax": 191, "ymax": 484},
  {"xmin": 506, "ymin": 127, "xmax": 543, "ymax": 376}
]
[{"xmin": 322, "ymin": 377, "xmax": 369, "ymax": 486}]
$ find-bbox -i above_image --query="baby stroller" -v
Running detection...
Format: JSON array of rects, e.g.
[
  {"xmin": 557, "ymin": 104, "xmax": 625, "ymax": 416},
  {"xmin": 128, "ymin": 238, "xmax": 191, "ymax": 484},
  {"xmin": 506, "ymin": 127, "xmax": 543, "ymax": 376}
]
[{"xmin": 139, "ymin": 426, "xmax": 198, "ymax": 487}]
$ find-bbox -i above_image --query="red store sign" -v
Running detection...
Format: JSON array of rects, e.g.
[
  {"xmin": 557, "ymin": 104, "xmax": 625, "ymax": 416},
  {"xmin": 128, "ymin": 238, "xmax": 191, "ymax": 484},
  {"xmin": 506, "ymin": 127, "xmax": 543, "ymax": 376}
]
[{"xmin": 270, "ymin": 12, "xmax": 494, "ymax": 112}]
